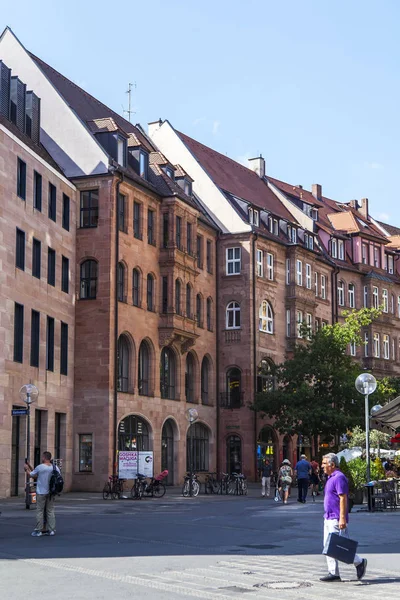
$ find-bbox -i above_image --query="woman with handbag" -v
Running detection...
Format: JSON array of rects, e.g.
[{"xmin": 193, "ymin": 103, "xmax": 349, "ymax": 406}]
[{"xmin": 278, "ymin": 459, "xmax": 293, "ymax": 504}]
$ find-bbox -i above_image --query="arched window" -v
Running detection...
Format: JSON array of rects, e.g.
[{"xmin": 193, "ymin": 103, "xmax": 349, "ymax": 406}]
[
  {"xmin": 117, "ymin": 334, "xmax": 130, "ymax": 392},
  {"xmin": 186, "ymin": 283, "xmax": 192, "ymax": 318},
  {"xmin": 160, "ymin": 347, "xmax": 176, "ymax": 399},
  {"xmin": 147, "ymin": 274, "xmax": 154, "ymax": 311},
  {"xmin": 187, "ymin": 423, "xmax": 209, "ymax": 472},
  {"xmin": 117, "ymin": 262, "xmax": 125, "ymax": 302},
  {"xmin": 80, "ymin": 260, "xmax": 97, "ymax": 299},
  {"xmin": 257, "ymin": 358, "xmax": 276, "ymax": 393},
  {"xmin": 259, "ymin": 300, "xmax": 274, "ymax": 334},
  {"xmin": 175, "ymin": 279, "xmax": 181, "ymax": 315},
  {"xmin": 337, "ymin": 280, "xmax": 345, "ymax": 307},
  {"xmin": 226, "ymin": 301, "xmax": 240, "ymax": 329},
  {"xmin": 185, "ymin": 353, "xmax": 195, "ymax": 403},
  {"xmin": 201, "ymin": 357, "xmax": 210, "ymax": 405},
  {"xmin": 348, "ymin": 283, "xmax": 355, "ymax": 309},
  {"xmin": 206, "ymin": 297, "xmax": 212, "ymax": 331},
  {"xmin": 225, "ymin": 367, "xmax": 242, "ymax": 408},
  {"xmin": 118, "ymin": 415, "xmax": 149, "ymax": 451},
  {"xmin": 133, "ymin": 268, "xmax": 141, "ymax": 307},
  {"xmin": 196, "ymin": 294, "xmax": 203, "ymax": 327},
  {"xmin": 138, "ymin": 341, "xmax": 150, "ymax": 396}
]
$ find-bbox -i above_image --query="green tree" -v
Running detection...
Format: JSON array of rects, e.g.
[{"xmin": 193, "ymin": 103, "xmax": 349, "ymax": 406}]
[
  {"xmin": 347, "ymin": 425, "xmax": 390, "ymax": 450},
  {"xmin": 254, "ymin": 307, "xmax": 381, "ymax": 447},
  {"xmin": 339, "ymin": 456, "xmax": 355, "ymax": 495}
]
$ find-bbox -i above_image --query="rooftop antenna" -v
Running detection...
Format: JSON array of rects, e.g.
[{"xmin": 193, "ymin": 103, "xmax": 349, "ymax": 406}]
[{"xmin": 123, "ymin": 82, "xmax": 136, "ymax": 122}]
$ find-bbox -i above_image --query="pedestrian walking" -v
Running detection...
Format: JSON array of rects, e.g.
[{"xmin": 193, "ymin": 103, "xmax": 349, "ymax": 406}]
[
  {"xmin": 278, "ymin": 459, "xmax": 293, "ymax": 504},
  {"xmin": 295, "ymin": 454, "xmax": 311, "ymax": 503},
  {"xmin": 261, "ymin": 459, "xmax": 272, "ymax": 497},
  {"xmin": 310, "ymin": 458, "xmax": 320, "ymax": 497},
  {"xmin": 24, "ymin": 451, "xmax": 60, "ymax": 537},
  {"xmin": 320, "ymin": 452, "xmax": 367, "ymax": 582}
]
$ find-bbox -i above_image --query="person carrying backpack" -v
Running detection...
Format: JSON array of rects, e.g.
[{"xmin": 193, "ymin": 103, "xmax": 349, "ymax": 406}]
[{"xmin": 24, "ymin": 451, "xmax": 63, "ymax": 537}]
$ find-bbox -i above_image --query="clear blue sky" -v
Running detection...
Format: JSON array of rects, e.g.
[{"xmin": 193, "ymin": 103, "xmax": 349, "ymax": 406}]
[{"xmin": 4, "ymin": 1, "xmax": 400, "ymax": 223}]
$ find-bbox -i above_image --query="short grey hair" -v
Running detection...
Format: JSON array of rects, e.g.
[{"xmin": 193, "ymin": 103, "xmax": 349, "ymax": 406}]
[{"xmin": 323, "ymin": 453, "xmax": 339, "ymax": 467}]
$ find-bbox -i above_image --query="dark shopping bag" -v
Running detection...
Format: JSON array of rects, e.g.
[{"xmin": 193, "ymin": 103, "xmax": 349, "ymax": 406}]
[{"xmin": 322, "ymin": 532, "xmax": 358, "ymax": 564}]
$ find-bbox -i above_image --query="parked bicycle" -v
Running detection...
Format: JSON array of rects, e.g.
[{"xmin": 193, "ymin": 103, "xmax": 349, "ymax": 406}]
[
  {"xmin": 130, "ymin": 474, "xmax": 147, "ymax": 499},
  {"xmin": 231, "ymin": 472, "xmax": 248, "ymax": 496},
  {"xmin": 102, "ymin": 475, "xmax": 126, "ymax": 500},
  {"xmin": 219, "ymin": 472, "xmax": 235, "ymax": 495},
  {"xmin": 205, "ymin": 472, "xmax": 219, "ymax": 495},
  {"xmin": 182, "ymin": 472, "xmax": 200, "ymax": 497},
  {"xmin": 142, "ymin": 470, "xmax": 168, "ymax": 498}
]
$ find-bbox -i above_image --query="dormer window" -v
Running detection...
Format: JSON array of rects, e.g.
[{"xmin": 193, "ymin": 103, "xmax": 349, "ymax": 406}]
[
  {"xmin": 139, "ymin": 150, "xmax": 149, "ymax": 180},
  {"xmin": 184, "ymin": 179, "xmax": 192, "ymax": 196},
  {"xmin": 387, "ymin": 254, "xmax": 394, "ymax": 274},
  {"xmin": 273, "ymin": 219, "xmax": 279, "ymax": 235},
  {"xmin": 165, "ymin": 166, "xmax": 174, "ymax": 179},
  {"xmin": 117, "ymin": 136, "xmax": 126, "ymax": 167},
  {"xmin": 254, "ymin": 210, "xmax": 259, "ymax": 226},
  {"xmin": 331, "ymin": 238, "xmax": 337, "ymax": 258},
  {"xmin": 288, "ymin": 225, "xmax": 297, "ymax": 243},
  {"xmin": 310, "ymin": 208, "xmax": 318, "ymax": 221},
  {"xmin": 338, "ymin": 239, "xmax": 344, "ymax": 261},
  {"xmin": 304, "ymin": 233, "xmax": 314, "ymax": 250},
  {"xmin": 249, "ymin": 207, "xmax": 259, "ymax": 226},
  {"xmin": 248, "ymin": 207, "xmax": 253, "ymax": 224}
]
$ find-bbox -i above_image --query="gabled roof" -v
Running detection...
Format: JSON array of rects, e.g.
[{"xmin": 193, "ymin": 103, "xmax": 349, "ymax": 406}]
[
  {"xmin": 378, "ymin": 221, "xmax": 400, "ymax": 237},
  {"xmin": 176, "ymin": 130, "xmax": 294, "ymax": 222},
  {"xmin": 29, "ymin": 53, "xmax": 154, "ymax": 153}
]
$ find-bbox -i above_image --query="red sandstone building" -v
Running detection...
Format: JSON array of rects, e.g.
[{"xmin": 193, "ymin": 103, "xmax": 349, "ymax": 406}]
[{"xmin": 2, "ymin": 27, "xmax": 400, "ymax": 497}]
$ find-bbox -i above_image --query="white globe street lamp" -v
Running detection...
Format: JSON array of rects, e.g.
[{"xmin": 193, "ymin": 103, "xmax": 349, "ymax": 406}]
[{"xmin": 355, "ymin": 373, "xmax": 376, "ymax": 482}]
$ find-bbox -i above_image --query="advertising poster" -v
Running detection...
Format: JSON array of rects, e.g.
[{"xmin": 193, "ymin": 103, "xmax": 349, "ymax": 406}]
[
  {"xmin": 118, "ymin": 451, "xmax": 138, "ymax": 478},
  {"xmin": 138, "ymin": 451, "xmax": 154, "ymax": 478}
]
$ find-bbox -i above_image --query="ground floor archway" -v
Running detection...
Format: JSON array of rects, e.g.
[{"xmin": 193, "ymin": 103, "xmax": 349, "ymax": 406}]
[
  {"xmin": 161, "ymin": 418, "xmax": 176, "ymax": 485},
  {"xmin": 118, "ymin": 414, "xmax": 152, "ymax": 452},
  {"xmin": 257, "ymin": 425, "xmax": 279, "ymax": 476},
  {"xmin": 226, "ymin": 434, "xmax": 242, "ymax": 474}
]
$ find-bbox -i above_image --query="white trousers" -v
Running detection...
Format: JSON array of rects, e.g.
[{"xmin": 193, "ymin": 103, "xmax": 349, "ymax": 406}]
[
  {"xmin": 261, "ymin": 477, "xmax": 271, "ymax": 496},
  {"xmin": 323, "ymin": 519, "xmax": 362, "ymax": 576}
]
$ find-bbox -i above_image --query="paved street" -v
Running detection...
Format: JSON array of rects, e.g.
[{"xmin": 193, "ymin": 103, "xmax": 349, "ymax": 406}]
[{"xmin": 1, "ymin": 489, "xmax": 399, "ymax": 599}]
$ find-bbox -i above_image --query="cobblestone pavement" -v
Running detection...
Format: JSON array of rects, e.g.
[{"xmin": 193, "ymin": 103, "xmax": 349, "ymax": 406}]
[{"xmin": 1, "ymin": 492, "xmax": 399, "ymax": 599}]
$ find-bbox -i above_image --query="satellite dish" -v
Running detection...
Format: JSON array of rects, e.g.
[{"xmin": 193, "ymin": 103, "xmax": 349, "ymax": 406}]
[
  {"xmin": 19, "ymin": 384, "xmax": 39, "ymax": 404},
  {"xmin": 185, "ymin": 408, "xmax": 199, "ymax": 423}
]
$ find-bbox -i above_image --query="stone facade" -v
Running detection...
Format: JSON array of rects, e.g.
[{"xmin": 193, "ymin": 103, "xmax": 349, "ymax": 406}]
[{"xmin": 0, "ymin": 122, "xmax": 76, "ymax": 497}]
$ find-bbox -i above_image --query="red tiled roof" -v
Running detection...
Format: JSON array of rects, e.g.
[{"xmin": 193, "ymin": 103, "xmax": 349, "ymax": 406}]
[
  {"xmin": 29, "ymin": 53, "xmax": 154, "ymax": 153},
  {"xmin": 176, "ymin": 131, "xmax": 294, "ymax": 222}
]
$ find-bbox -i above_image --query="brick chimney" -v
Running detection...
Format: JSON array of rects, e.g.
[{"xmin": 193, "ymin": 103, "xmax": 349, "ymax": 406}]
[
  {"xmin": 312, "ymin": 183, "xmax": 322, "ymax": 201},
  {"xmin": 359, "ymin": 198, "xmax": 369, "ymax": 219},
  {"xmin": 248, "ymin": 155, "xmax": 265, "ymax": 178},
  {"xmin": 349, "ymin": 200, "xmax": 359, "ymax": 209}
]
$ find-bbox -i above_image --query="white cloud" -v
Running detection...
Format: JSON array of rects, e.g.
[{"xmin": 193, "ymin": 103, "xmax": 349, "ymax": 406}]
[
  {"xmin": 377, "ymin": 212, "xmax": 391, "ymax": 222},
  {"xmin": 192, "ymin": 117, "xmax": 206, "ymax": 126},
  {"xmin": 212, "ymin": 120, "xmax": 220, "ymax": 135},
  {"xmin": 365, "ymin": 162, "xmax": 384, "ymax": 170}
]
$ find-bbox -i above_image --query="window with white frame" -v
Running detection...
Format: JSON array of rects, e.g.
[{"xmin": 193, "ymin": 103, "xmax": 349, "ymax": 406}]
[
  {"xmin": 306, "ymin": 313, "xmax": 312, "ymax": 340},
  {"xmin": 296, "ymin": 260, "xmax": 303, "ymax": 286},
  {"xmin": 286, "ymin": 258, "xmax": 290, "ymax": 284},
  {"xmin": 387, "ymin": 254, "xmax": 394, "ymax": 274},
  {"xmin": 321, "ymin": 320, "xmax": 328, "ymax": 328},
  {"xmin": 362, "ymin": 243, "xmax": 368, "ymax": 265},
  {"xmin": 350, "ymin": 340, "xmax": 356, "ymax": 356},
  {"xmin": 372, "ymin": 286, "xmax": 379, "ymax": 309},
  {"xmin": 383, "ymin": 334, "xmax": 390, "ymax": 359},
  {"xmin": 226, "ymin": 247, "xmax": 241, "ymax": 275},
  {"xmin": 364, "ymin": 332, "xmax": 369, "ymax": 357},
  {"xmin": 314, "ymin": 272, "xmax": 318, "ymax": 296},
  {"xmin": 256, "ymin": 249, "xmax": 263, "ymax": 277},
  {"xmin": 374, "ymin": 246, "xmax": 380, "ymax": 268},
  {"xmin": 286, "ymin": 309, "xmax": 291, "ymax": 337},
  {"xmin": 308, "ymin": 235, "xmax": 314, "ymax": 250},
  {"xmin": 248, "ymin": 207, "xmax": 253, "ymax": 224},
  {"xmin": 373, "ymin": 332, "xmax": 380, "ymax": 358},
  {"xmin": 338, "ymin": 239, "xmax": 344, "ymax": 261},
  {"xmin": 297, "ymin": 310, "xmax": 303, "ymax": 338},
  {"xmin": 364, "ymin": 286, "xmax": 368, "ymax": 308},
  {"xmin": 348, "ymin": 283, "xmax": 355, "ymax": 308},
  {"xmin": 391, "ymin": 294, "xmax": 395, "ymax": 314},
  {"xmin": 226, "ymin": 301, "xmax": 241, "ymax": 329},
  {"xmin": 306, "ymin": 264, "xmax": 312, "ymax": 289},
  {"xmin": 259, "ymin": 300, "xmax": 274, "ymax": 334},
  {"xmin": 273, "ymin": 219, "xmax": 279, "ymax": 235},
  {"xmin": 321, "ymin": 275, "xmax": 326, "ymax": 299},
  {"xmin": 331, "ymin": 238, "xmax": 337, "ymax": 258},
  {"xmin": 392, "ymin": 338, "xmax": 396, "ymax": 361},
  {"xmin": 254, "ymin": 210, "xmax": 259, "ymax": 226},
  {"xmin": 267, "ymin": 253, "xmax": 274, "ymax": 281},
  {"xmin": 382, "ymin": 289, "xmax": 388, "ymax": 313},
  {"xmin": 337, "ymin": 280, "xmax": 345, "ymax": 307}
]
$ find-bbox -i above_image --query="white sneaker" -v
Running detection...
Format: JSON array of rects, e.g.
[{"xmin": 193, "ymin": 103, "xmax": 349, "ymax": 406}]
[
  {"xmin": 49, "ymin": 531, "xmax": 55, "ymax": 536},
  {"xmin": 31, "ymin": 531, "xmax": 42, "ymax": 537}
]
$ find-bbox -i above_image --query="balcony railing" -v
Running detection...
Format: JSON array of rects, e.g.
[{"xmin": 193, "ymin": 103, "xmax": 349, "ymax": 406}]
[{"xmin": 219, "ymin": 392, "xmax": 244, "ymax": 409}]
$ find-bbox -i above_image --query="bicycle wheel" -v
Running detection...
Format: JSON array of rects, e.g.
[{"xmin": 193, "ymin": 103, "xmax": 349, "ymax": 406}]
[
  {"xmin": 130, "ymin": 484, "xmax": 137, "ymax": 499},
  {"xmin": 227, "ymin": 481, "xmax": 235, "ymax": 495},
  {"xmin": 211, "ymin": 480, "xmax": 219, "ymax": 494},
  {"xmin": 182, "ymin": 481, "xmax": 189, "ymax": 497},
  {"xmin": 242, "ymin": 480, "xmax": 248, "ymax": 496},
  {"xmin": 153, "ymin": 483, "xmax": 166, "ymax": 498},
  {"xmin": 111, "ymin": 484, "xmax": 120, "ymax": 500},
  {"xmin": 102, "ymin": 482, "xmax": 111, "ymax": 500},
  {"xmin": 192, "ymin": 481, "xmax": 200, "ymax": 497}
]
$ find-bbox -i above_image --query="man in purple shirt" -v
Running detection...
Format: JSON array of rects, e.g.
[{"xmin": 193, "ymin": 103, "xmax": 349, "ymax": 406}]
[{"xmin": 320, "ymin": 453, "xmax": 367, "ymax": 582}]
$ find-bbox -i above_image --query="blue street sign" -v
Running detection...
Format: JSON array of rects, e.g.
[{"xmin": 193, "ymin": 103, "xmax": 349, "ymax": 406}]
[{"xmin": 12, "ymin": 408, "xmax": 28, "ymax": 416}]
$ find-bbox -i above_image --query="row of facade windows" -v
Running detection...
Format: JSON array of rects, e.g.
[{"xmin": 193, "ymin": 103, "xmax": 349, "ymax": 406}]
[
  {"xmin": 17, "ymin": 157, "xmax": 70, "ymax": 230},
  {"xmin": 13, "ymin": 302, "xmax": 68, "ymax": 374},
  {"xmin": 226, "ymin": 300, "xmax": 274, "ymax": 334},
  {"xmin": 117, "ymin": 335, "xmax": 212, "ymax": 404},
  {"xmin": 15, "ymin": 228, "xmax": 70, "ymax": 292}
]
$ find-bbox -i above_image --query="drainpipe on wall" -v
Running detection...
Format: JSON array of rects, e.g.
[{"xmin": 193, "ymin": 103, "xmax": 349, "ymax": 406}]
[
  {"xmin": 252, "ymin": 232, "xmax": 258, "ymax": 481},
  {"xmin": 113, "ymin": 172, "xmax": 123, "ymax": 476},
  {"xmin": 216, "ymin": 231, "xmax": 221, "ymax": 476}
]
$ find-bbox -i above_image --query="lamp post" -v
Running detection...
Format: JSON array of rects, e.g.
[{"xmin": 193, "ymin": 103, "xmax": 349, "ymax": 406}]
[
  {"xmin": 186, "ymin": 408, "xmax": 198, "ymax": 497},
  {"xmin": 19, "ymin": 384, "xmax": 39, "ymax": 509},
  {"xmin": 355, "ymin": 373, "xmax": 376, "ymax": 483}
]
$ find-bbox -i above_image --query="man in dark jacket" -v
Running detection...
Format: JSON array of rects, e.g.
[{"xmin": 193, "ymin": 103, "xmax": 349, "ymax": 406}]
[
  {"xmin": 295, "ymin": 454, "xmax": 311, "ymax": 503},
  {"xmin": 261, "ymin": 459, "xmax": 272, "ymax": 497}
]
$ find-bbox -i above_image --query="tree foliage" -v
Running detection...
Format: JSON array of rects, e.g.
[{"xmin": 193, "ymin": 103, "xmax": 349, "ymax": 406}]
[
  {"xmin": 346, "ymin": 425, "xmax": 390, "ymax": 450},
  {"xmin": 254, "ymin": 308, "xmax": 382, "ymax": 443}
]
